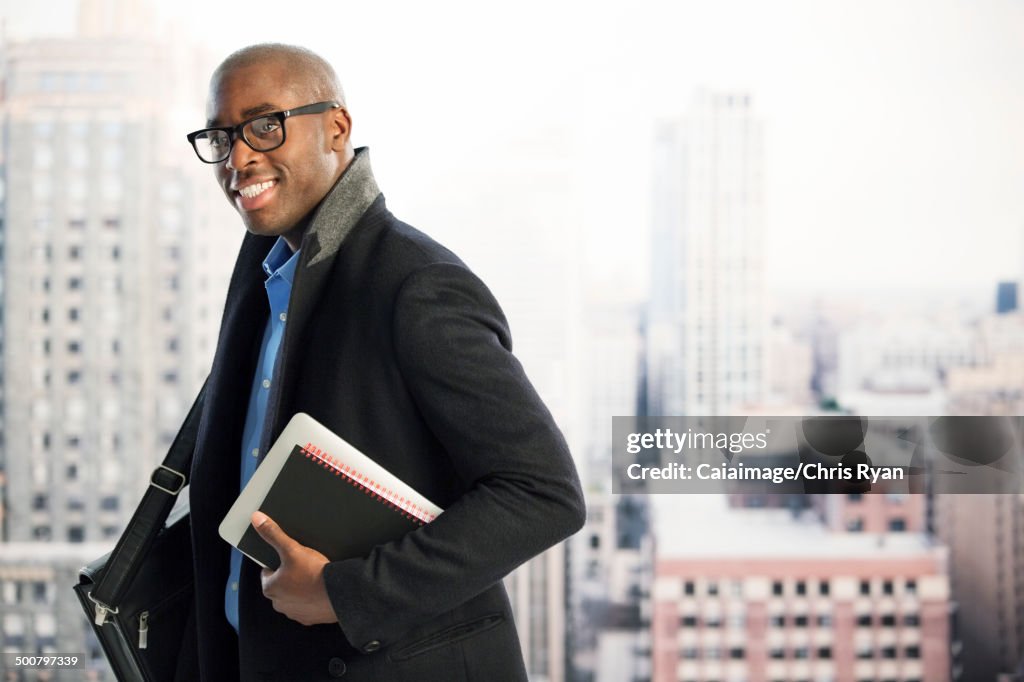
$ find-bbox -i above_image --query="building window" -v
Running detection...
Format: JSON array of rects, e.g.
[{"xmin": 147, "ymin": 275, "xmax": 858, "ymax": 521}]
[
  {"xmin": 847, "ymin": 518, "xmax": 864, "ymax": 532},
  {"xmin": 857, "ymin": 614, "xmax": 872, "ymax": 627},
  {"xmin": 819, "ymin": 580, "xmax": 830, "ymax": 596},
  {"xmin": 33, "ymin": 526, "xmax": 52, "ymax": 540},
  {"xmin": 883, "ymin": 580, "xmax": 894, "ymax": 595},
  {"xmin": 793, "ymin": 615, "xmax": 808, "ymax": 627},
  {"xmin": 881, "ymin": 645, "xmax": 897, "ymax": 659},
  {"xmin": 772, "ymin": 580, "xmax": 783, "ymax": 596},
  {"xmin": 680, "ymin": 647, "xmax": 698, "ymax": 660},
  {"xmin": 880, "ymin": 613, "xmax": 896, "ymax": 627},
  {"xmin": 859, "ymin": 580, "xmax": 871, "ymax": 596},
  {"xmin": 729, "ymin": 647, "xmax": 744, "ymax": 659},
  {"xmin": 771, "ymin": 614, "xmax": 785, "ymax": 627},
  {"xmin": 707, "ymin": 581, "xmax": 719, "ymax": 596},
  {"xmin": 100, "ymin": 496, "xmax": 118, "ymax": 511},
  {"xmin": 68, "ymin": 526, "xmax": 85, "ymax": 542},
  {"xmin": 905, "ymin": 645, "xmax": 920, "ymax": 658},
  {"xmin": 33, "ymin": 582, "xmax": 48, "ymax": 605},
  {"xmin": 793, "ymin": 646, "xmax": 809, "ymax": 659},
  {"xmin": 684, "ymin": 581, "xmax": 695, "ymax": 596},
  {"xmin": 856, "ymin": 645, "xmax": 873, "ymax": 659},
  {"xmin": 906, "ymin": 579, "xmax": 917, "ymax": 594},
  {"xmin": 681, "ymin": 615, "xmax": 697, "ymax": 627},
  {"xmin": 848, "ymin": 492, "xmax": 863, "ymax": 502},
  {"xmin": 817, "ymin": 614, "xmax": 832, "ymax": 627},
  {"xmin": 31, "ymin": 494, "xmax": 48, "ymax": 510},
  {"xmin": 769, "ymin": 647, "xmax": 784, "ymax": 660},
  {"xmin": 904, "ymin": 613, "xmax": 920, "ymax": 626},
  {"xmin": 817, "ymin": 646, "xmax": 832, "ymax": 659},
  {"xmin": 795, "ymin": 580, "xmax": 806, "ymax": 595}
]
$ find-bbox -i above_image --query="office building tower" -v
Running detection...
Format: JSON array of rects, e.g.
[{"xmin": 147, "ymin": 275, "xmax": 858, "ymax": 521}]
[
  {"xmin": 647, "ymin": 90, "xmax": 766, "ymax": 416},
  {"xmin": 0, "ymin": 5, "xmax": 230, "ymax": 674},
  {"xmin": 997, "ymin": 282, "xmax": 1018, "ymax": 315},
  {"xmin": 933, "ymin": 494, "xmax": 1024, "ymax": 681}
]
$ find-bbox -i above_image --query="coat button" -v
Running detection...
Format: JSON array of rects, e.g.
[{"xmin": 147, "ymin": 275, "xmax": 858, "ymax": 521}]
[
  {"xmin": 362, "ymin": 640, "xmax": 381, "ymax": 653},
  {"xmin": 327, "ymin": 657, "xmax": 346, "ymax": 677}
]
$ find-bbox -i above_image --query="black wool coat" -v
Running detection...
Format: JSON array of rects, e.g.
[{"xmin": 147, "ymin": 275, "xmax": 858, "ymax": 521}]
[{"xmin": 183, "ymin": 148, "xmax": 586, "ymax": 681}]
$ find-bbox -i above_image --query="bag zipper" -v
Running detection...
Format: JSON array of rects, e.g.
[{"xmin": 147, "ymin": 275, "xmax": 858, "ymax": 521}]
[{"xmin": 138, "ymin": 611, "xmax": 149, "ymax": 649}]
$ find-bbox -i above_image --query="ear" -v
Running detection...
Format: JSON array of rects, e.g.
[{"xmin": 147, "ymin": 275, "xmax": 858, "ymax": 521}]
[{"xmin": 328, "ymin": 106, "xmax": 352, "ymax": 152}]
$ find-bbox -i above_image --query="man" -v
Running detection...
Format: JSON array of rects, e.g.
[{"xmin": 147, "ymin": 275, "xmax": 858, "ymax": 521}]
[{"xmin": 184, "ymin": 43, "xmax": 585, "ymax": 681}]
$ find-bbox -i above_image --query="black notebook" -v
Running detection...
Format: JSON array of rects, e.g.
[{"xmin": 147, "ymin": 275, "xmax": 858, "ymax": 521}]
[{"xmin": 219, "ymin": 413, "xmax": 443, "ymax": 570}]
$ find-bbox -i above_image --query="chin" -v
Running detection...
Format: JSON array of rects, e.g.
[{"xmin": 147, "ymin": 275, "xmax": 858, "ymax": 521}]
[{"xmin": 242, "ymin": 216, "xmax": 286, "ymax": 239}]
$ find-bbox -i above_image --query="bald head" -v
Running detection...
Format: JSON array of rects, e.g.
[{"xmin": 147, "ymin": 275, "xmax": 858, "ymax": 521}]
[{"xmin": 211, "ymin": 43, "xmax": 346, "ymax": 108}]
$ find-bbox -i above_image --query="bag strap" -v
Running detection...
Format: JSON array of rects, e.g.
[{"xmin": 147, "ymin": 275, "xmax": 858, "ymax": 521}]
[{"xmin": 88, "ymin": 377, "xmax": 208, "ymax": 626}]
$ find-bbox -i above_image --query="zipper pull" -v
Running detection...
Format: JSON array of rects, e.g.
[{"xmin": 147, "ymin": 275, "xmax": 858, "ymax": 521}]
[
  {"xmin": 138, "ymin": 611, "xmax": 149, "ymax": 649},
  {"xmin": 94, "ymin": 604, "xmax": 109, "ymax": 626}
]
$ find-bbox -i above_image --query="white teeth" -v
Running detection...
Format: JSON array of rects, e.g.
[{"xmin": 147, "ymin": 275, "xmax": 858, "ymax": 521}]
[{"xmin": 238, "ymin": 180, "xmax": 275, "ymax": 199}]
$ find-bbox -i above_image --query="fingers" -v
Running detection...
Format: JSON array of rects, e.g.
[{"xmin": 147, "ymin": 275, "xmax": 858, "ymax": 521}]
[{"xmin": 251, "ymin": 511, "xmax": 298, "ymax": 557}]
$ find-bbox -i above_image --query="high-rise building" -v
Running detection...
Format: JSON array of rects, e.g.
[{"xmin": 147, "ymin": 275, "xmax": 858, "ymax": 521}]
[
  {"xmin": 997, "ymin": 282, "xmax": 1018, "ymax": 315},
  {"xmin": 568, "ymin": 295, "xmax": 654, "ymax": 682},
  {"xmin": 933, "ymin": 494, "xmax": 1024, "ymax": 681},
  {"xmin": 0, "ymin": 3, "xmax": 232, "ymax": 675},
  {"xmin": 647, "ymin": 89, "xmax": 766, "ymax": 417}
]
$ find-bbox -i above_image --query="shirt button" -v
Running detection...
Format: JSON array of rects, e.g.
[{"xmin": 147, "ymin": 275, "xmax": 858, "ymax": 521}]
[
  {"xmin": 231, "ymin": 582, "xmax": 238, "ymax": 591},
  {"xmin": 327, "ymin": 657, "xmax": 346, "ymax": 677},
  {"xmin": 251, "ymin": 448, "xmax": 259, "ymax": 457},
  {"xmin": 279, "ymin": 312, "xmax": 287, "ymax": 322},
  {"xmin": 262, "ymin": 379, "xmax": 271, "ymax": 389},
  {"xmin": 362, "ymin": 640, "xmax": 381, "ymax": 653}
]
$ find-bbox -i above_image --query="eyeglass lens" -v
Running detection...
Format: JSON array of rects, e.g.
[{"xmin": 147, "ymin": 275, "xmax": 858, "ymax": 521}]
[{"xmin": 193, "ymin": 115, "xmax": 284, "ymax": 162}]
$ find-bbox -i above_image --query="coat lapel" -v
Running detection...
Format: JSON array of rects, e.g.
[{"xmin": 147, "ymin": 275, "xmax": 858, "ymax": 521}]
[{"xmin": 257, "ymin": 147, "xmax": 381, "ymax": 456}]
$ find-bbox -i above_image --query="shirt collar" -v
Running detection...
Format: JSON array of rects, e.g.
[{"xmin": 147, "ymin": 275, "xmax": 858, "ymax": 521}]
[{"xmin": 262, "ymin": 237, "xmax": 300, "ymax": 285}]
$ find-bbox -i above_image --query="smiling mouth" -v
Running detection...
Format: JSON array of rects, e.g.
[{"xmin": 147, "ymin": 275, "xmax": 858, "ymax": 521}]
[{"xmin": 236, "ymin": 180, "xmax": 277, "ymax": 199}]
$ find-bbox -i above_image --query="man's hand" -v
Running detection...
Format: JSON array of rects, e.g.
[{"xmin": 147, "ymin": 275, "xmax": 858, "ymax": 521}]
[{"xmin": 251, "ymin": 511, "xmax": 339, "ymax": 626}]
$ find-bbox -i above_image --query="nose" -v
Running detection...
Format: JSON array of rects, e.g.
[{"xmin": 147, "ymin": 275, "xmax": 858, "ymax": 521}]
[{"xmin": 225, "ymin": 134, "xmax": 259, "ymax": 171}]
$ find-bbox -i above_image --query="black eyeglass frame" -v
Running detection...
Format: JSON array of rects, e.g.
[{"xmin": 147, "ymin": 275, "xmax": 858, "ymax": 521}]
[{"xmin": 185, "ymin": 100, "xmax": 341, "ymax": 163}]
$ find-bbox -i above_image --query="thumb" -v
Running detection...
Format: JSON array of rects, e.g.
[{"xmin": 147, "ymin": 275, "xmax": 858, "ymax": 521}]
[{"xmin": 251, "ymin": 511, "xmax": 297, "ymax": 557}]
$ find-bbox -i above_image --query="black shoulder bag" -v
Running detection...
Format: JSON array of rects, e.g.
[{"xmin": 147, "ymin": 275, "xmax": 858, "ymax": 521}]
[{"xmin": 74, "ymin": 380, "xmax": 206, "ymax": 682}]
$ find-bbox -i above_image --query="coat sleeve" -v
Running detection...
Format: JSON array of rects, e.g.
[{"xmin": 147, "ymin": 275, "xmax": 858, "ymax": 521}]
[{"xmin": 320, "ymin": 261, "xmax": 586, "ymax": 650}]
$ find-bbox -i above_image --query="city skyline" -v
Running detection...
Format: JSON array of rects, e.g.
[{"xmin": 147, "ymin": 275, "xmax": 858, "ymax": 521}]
[
  {"xmin": 3, "ymin": 1, "xmax": 1023, "ymax": 680},
  {"xmin": 1, "ymin": 0, "xmax": 1021, "ymax": 298}
]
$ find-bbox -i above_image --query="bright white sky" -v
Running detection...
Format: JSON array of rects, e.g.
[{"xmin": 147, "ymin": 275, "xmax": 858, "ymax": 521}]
[{"xmin": 3, "ymin": 0, "xmax": 1023, "ymax": 299}]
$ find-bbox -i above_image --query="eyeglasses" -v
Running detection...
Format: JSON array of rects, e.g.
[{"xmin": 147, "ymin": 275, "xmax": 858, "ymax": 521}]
[{"xmin": 185, "ymin": 100, "xmax": 340, "ymax": 164}]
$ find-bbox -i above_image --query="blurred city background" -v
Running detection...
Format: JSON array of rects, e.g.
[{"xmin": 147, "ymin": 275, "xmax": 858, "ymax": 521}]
[{"xmin": 0, "ymin": 0, "xmax": 1023, "ymax": 680}]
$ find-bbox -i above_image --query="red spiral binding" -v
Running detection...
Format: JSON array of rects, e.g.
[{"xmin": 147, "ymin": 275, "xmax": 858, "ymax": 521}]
[{"xmin": 300, "ymin": 443, "xmax": 434, "ymax": 524}]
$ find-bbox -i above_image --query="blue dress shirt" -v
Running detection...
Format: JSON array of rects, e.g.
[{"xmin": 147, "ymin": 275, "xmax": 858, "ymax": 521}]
[{"xmin": 225, "ymin": 237, "xmax": 299, "ymax": 632}]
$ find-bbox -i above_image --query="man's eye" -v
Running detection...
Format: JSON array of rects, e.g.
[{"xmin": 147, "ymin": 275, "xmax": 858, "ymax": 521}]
[{"xmin": 251, "ymin": 118, "xmax": 280, "ymax": 137}]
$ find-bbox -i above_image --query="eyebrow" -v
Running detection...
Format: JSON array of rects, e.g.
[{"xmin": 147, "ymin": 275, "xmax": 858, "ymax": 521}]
[{"xmin": 206, "ymin": 102, "xmax": 279, "ymax": 127}]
